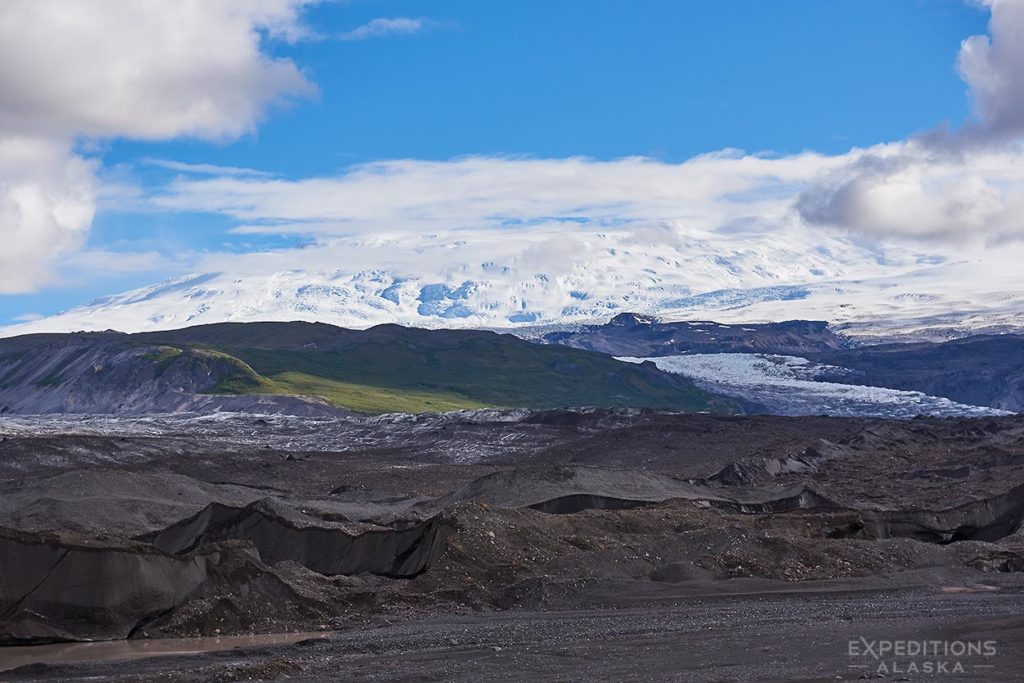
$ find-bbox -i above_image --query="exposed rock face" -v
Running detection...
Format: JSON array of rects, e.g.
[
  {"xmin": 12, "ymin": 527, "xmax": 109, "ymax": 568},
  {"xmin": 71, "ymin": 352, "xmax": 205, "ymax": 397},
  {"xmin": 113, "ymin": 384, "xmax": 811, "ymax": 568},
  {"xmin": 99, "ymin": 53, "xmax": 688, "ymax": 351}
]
[
  {"xmin": 541, "ymin": 314, "xmax": 847, "ymax": 356},
  {"xmin": 141, "ymin": 500, "xmax": 452, "ymax": 578},
  {"xmin": 0, "ymin": 528, "xmax": 208, "ymax": 643},
  {"xmin": 847, "ymin": 483, "xmax": 1024, "ymax": 544},
  {"xmin": 813, "ymin": 334, "xmax": 1024, "ymax": 412},
  {"xmin": 0, "ymin": 504, "xmax": 453, "ymax": 643},
  {"xmin": 0, "ymin": 338, "xmax": 337, "ymax": 416}
]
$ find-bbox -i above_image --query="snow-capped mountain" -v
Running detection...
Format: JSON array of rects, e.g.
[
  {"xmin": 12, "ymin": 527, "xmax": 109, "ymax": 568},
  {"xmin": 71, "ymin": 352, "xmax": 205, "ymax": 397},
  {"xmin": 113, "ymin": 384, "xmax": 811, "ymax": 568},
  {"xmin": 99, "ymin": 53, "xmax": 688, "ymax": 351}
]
[{"xmin": 4, "ymin": 224, "xmax": 1024, "ymax": 338}]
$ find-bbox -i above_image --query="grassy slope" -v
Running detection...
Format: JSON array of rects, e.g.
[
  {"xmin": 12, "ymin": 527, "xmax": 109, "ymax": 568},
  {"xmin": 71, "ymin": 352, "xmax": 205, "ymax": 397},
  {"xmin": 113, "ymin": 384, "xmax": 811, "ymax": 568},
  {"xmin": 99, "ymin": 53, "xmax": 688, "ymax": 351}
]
[
  {"xmin": 139, "ymin": 344, "xmax": 495, "ymax": 413},
  {"xmin": 78, "ymin": 322, "xmax": 725, "ymax": 414},
  {"xmin": 207, "ymin": 335, "xmax": 717, "ymax": 413},
  {"xmin": 267, "ymin": 372, "xmax": 487, "ymax": 414}
]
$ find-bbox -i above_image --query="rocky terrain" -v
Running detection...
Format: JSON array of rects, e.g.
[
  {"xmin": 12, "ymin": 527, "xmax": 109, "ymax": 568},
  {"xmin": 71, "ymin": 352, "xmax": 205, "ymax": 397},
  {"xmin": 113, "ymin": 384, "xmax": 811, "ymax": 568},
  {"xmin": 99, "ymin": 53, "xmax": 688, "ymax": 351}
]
[
  {"xmin": 2, "ymin": 409, "xmax": 1024, "ymax": 680},
  {"xmin": 541, "ymin": 313, "xmax": 1024, "ymax": 416},
  {"xmin": 0, "ymin": 338, "xmax": 338, "ymax": 416},
  {"xmin": 813, "ymin": 334, "xmax": 1024, "ymax": 412},
  {"xmin": 540, "ymin": 313, "xmax": 848, "ymax": 356},
  {"xmin": 4, "ymin": 318, "xmax": 1022, "ymax": 421}
]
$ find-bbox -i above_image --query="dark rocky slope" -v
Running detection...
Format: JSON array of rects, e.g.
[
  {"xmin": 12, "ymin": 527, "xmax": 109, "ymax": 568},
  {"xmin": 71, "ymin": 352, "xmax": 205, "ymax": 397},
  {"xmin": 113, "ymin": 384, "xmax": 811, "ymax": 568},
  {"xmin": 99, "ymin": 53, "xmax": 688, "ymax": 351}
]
[
  {"xmin": 141, "ymin": 500, "xmax": 451, "ymax": 578},
  {"xmin": 814, "ymin": 334, "xmax": 1024, "ymax": 412},
  {"xmin": 540, "ymin": 313, "xmax": 847, "ymax": 356},
  {"xmin": 0, "ymin": 337, "xmax": 336, "ymax": 416},
  {"xmin": 0, "ymin": 528, "xmax": 209, "ymax": 642},
  {"xmin": 540, "ymin": 313, "xmax": 1024, "ymax": 413}
]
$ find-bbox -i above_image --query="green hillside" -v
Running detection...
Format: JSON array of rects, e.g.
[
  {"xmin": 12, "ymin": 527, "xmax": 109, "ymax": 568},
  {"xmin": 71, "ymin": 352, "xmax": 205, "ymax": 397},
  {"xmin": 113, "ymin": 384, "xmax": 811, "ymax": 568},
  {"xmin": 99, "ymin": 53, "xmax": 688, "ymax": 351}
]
[
  {"xmin": 129, "ymin": 321, "xmax": 727, "ymax": 414},
  {"xmin": 245, "ymin": 372, "xmax": 486, "ymax": 414},
  {"xmin": 3, "ymin": 322, "xmax": 731, "ymax": 415}
]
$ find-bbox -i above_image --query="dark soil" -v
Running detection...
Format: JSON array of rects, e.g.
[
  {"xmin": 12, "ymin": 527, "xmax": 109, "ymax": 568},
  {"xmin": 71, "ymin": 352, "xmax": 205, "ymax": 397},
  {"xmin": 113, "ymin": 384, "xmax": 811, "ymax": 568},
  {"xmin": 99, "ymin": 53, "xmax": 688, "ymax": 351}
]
[{"xmin": 2, "ymin": 410, "xmax": 1024, "ymax": 680}]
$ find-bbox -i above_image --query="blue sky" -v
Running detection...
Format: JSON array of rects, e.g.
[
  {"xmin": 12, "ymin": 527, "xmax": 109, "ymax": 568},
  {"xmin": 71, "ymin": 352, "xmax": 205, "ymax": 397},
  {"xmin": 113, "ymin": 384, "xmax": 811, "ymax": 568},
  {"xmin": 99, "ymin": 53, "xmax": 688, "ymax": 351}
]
[
  {"xmin": 118, "ymin": 0, "xmax": 986, "ymax": 166},
  {"xmin": 0, "ymin": 0, "xmax": 998, "ymax": 324}
]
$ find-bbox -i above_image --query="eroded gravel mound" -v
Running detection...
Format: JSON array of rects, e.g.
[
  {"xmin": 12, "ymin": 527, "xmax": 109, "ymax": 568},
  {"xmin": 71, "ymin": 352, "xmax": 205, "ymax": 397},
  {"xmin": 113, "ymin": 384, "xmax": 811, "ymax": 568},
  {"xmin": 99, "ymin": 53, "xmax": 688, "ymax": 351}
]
[{"xmin": 3, "ymin": 410, "xmax": 1024, "ymax": 646}]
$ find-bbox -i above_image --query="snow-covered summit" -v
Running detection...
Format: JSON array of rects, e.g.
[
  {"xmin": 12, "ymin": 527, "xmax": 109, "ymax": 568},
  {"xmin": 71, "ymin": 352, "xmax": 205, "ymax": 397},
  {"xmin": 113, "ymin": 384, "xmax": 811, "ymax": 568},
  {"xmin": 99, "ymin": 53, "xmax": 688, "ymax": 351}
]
[{"xmin": 4, "ymin": 225, "xmax": 1024, "ymax": 338}]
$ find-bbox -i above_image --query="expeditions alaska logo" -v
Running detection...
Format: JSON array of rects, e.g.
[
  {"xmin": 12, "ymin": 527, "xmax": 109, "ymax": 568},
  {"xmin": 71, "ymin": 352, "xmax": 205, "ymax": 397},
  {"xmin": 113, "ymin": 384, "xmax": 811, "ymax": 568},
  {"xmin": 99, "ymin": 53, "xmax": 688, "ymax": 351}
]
[{"xmin": 847, "ymin": 637, "xmax": 997, "ymax": 676}]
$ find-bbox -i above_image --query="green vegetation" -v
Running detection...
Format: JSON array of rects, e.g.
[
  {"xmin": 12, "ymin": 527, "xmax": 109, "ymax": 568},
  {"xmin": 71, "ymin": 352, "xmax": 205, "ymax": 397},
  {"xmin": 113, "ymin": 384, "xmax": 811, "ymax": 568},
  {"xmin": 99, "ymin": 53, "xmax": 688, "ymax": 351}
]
[
  {"xmin": 127, "ymin": 322, "xmax": 726, "ymax": 415},
  {"xmin": 266, "ymin": 372, "xmax": 486, "ymax": 414},
  {"xmin": 187, "ymin": 349, "xmax": 276, "ymax": 394},
  {"xmin": 144, "ymin": 346, "xmax": 184, "ymax": 377},
  {"xmin": 221, "ymin": 338, "xmax": 707, "ymax": 410},
  {"xmin": 168, "ymin": 347, "xmax": 480, "ymax": 412}
]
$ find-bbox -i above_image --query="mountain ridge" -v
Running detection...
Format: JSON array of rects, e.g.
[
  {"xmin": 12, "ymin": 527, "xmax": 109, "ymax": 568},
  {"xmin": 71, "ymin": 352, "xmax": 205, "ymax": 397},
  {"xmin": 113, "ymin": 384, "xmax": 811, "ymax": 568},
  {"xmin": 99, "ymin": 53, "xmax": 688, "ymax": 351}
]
[
  {"xmin": 0, "ymin": 321, "xmax": 728, "ymax": 416},
  {"xmin": 540, "ymin": 312, "xmax": 850, "ymax": 356}
]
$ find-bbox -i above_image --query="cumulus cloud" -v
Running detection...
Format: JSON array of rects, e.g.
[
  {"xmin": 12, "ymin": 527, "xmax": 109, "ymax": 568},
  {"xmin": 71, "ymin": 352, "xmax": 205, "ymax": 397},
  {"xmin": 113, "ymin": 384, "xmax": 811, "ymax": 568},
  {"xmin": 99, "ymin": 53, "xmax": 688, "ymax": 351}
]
[
  {"xmin": 798, "ymin": 0, "xmax": 1024, "ymax": 242},
  {"xmin": 796, "ymin": 142, "xmax": 1024, "ymax": 242},
  {"xmin": 339, "ymin": 17, "xmax": 433, "ymax": 41},
  {"xmin": 0, "ymin": 137, "xmax": 96, "ymax": 292},
  {"xmin": 0, "ymin": 0, "xmax": 316, "ymax": 141},
  {"xmin": 958, "ymin": 0, "xmax": 1024, "ymax": 141},
  {"xmin": 0, "ymin": 0, "xmax": 318, "ymax": 293}
]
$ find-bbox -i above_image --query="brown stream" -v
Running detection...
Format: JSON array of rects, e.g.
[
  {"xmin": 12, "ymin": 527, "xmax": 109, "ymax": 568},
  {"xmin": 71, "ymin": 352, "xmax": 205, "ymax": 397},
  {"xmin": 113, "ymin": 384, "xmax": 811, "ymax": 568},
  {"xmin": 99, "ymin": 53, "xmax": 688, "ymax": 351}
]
[{"xmin": 0, "ymin": 631, "xmax": 329, "ymax": 673}]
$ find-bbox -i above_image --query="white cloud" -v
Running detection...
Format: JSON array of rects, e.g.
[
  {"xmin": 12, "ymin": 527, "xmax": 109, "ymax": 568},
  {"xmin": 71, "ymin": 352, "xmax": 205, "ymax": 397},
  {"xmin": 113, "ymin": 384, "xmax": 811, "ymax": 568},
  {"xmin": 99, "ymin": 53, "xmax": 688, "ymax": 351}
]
[
  {"xmin": 145, "ymin": 0, "xmax": 1024, "ymax": 250},
  {"xmin": 0, "ymin": 0, "xmax": 319, "ymax": 294},
  {"xmin": 148, "ymin": 141, "xmax": 1024, "ymax": 248},
  {"xmin": 958, "ymin": 0, "xmax": 1024, "ymax": 141},
  {"xmin": 148, "ymin": 152, "xmax": 848, "ymax": 237},
  {"xmin": 0, "ymin": 0, "xmax": 317, "ymax": 141},
  {"xmin": 142, "ymin": 159, "xmax": 275, "ymax": 178},
  {"xmin": 61, "ymin": 248, "xmax": 189, "ymax": 276},
  {"xmin": 4, "ymin": 0, "xmax": 1022, "ymax": 308},
  {"xmin": 339, "ymin": 17, "xmax": 433, "ymax": 41},
  {"xmin": 797, "ymin": 142, "xmax": 1024, "ymax": 242},
  {"xmin": 797, "ymin": 1, "xmax": 1024, "ymax": 241},
  {"xmin": 0, "ymin": 137, "xmax": 96, "ymax": 293}
]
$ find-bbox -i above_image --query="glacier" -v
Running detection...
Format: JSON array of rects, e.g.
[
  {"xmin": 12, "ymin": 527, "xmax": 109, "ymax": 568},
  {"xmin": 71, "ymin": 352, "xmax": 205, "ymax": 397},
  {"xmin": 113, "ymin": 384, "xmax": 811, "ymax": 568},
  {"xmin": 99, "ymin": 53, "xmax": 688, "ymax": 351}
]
[{"xmin": 620, "ymin": 354, "xmax": 1013, "ymax": 419}]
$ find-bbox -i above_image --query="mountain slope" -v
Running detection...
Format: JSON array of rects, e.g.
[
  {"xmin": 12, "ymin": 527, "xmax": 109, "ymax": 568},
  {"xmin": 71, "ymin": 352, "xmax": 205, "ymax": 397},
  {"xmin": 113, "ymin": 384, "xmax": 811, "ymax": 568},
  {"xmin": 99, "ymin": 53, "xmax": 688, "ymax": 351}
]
[
  {"xmin": 535, "ymin": 313, "xmax": 1020, "ymax": 416},
  {"xmin": 623, "ymin": 353, "xmax": 1010, "ymax": 419},
  {"xmin": 4, "ymin": 225, "xmax": 1024, "ymax": 339},
  {"xmin": 0, "ymin": 322, "xmax": 728, "ymax": 415},
  {"xmin": 540, "ymin": 313, "xmax": 848, "ymax": 356},
  {"xmin": 0, "ymin": 336, "xmax": 336, "ymax": 415},
  {"xmin": 812, "ymin": 335, "xmax": 1024, "ymax": 412}
]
